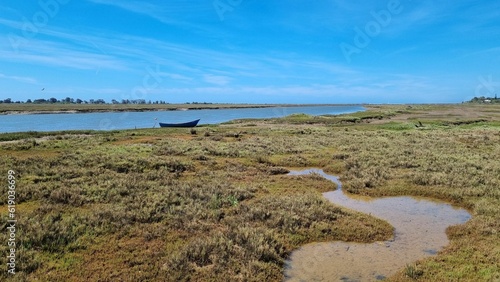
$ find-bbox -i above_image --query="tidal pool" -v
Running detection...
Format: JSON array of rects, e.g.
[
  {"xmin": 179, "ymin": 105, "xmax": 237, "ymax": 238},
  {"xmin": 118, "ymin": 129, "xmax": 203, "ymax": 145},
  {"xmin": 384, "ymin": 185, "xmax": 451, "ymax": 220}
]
[{"xmin": 284, "ymin": 169, "xmax": 471, "ymax": 282}]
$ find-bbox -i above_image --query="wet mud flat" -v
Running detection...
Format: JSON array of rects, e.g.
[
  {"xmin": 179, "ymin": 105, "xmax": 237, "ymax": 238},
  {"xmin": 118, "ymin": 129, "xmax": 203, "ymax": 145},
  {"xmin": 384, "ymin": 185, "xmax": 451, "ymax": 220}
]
[{"xmin": 284, "ymin": 169, "xmax": 471, "ymax": 281}]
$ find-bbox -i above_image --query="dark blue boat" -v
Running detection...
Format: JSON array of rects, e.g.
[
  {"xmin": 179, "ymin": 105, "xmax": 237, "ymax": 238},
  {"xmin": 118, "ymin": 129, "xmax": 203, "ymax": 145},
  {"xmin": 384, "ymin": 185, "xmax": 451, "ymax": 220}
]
[{"xmin": 159, "ymin": 119, "xmax": 200, "ymax": 128}]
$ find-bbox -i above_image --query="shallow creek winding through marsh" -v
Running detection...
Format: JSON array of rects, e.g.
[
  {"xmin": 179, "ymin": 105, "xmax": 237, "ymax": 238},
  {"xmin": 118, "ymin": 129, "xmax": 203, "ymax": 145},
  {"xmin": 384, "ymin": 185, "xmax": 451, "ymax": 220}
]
[{"xmin": 284, "ymin": 169, "xmax": 471, "ymax": 282}]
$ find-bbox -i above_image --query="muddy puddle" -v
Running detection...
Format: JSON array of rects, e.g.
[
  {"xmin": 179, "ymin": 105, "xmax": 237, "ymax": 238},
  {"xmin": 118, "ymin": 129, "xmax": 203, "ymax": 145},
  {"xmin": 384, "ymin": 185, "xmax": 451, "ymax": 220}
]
[{"xmin": 284, "ymin": 169, "xmax": 471, "ymax": 281}]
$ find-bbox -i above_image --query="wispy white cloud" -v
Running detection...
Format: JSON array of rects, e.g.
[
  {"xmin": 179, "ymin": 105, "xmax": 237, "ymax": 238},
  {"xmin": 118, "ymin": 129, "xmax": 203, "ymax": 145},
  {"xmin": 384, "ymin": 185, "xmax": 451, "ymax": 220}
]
[
  {"xmin": 203, "ymin": 74, "xmax": 231, "ymax": 86},
  {"xmin": 163, "ymin": 73, "xmax": 192, "ymax": 82},
  {"xmin": 0, "ymin": 73, "xmax": 37, "ymax": 84},
  {"xmin": 377, "ymin": 2, "xmax": 445, "ymax": 36},
  {"xmin": 144, "ymin": 71, "xmax": 458, "ymax": 103},
  {"xmin": 85, "ymin": 0, "xmax": 218, "ymax": 33},
  {"xmin": 474, "ymin": 47, "xmax": 500, "ymax": 55},
  {"xmin": 0, "ymin": 31, "xmax": 129, "ymax": 71},
  {"xmin": 1, "ymin": 8, "xmax": 358, "ymax": 83},
  {"xmin": 1, "ymin": 0, "xmax": 488, "ymax": 104},
  {"xmin": 383, "ymin": 46, "xmax": 419, "ymax": 58},
  {"xmin": 382, "ymin": 1, "xmax": 500, "ymax": 40},
  {"xmin": 87, "ymin": 0, "xmax": 168, "ymax": 20},
  {"xmin": 0, "ymin": 46, "xmax": 126, "ymax": 72},
  {"xmin": 0, "ymin": 18, "xmax": 21, "ymax": 29}
]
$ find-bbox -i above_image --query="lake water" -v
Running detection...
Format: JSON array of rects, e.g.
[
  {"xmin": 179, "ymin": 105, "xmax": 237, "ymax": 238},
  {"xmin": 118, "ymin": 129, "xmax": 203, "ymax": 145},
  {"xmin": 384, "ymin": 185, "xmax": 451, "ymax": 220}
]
[
  {"xmin": 285, "ymin": 169, "xmax": 471, "ymax": 281},
  {"xmin": 0, "ymin": 105, "xmax": 364, "ymax": 133}
]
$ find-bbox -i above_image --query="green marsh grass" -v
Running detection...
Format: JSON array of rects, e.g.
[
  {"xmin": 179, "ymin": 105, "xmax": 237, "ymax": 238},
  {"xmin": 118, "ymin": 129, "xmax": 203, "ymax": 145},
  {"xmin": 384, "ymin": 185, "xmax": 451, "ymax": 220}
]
[
  {"xmin": 0, "ymin": 104, "xmax": 498, "ymax": 281},
  {"xmin": 0, "ymin": 125, "xmax": 392, "ymax": 281}
]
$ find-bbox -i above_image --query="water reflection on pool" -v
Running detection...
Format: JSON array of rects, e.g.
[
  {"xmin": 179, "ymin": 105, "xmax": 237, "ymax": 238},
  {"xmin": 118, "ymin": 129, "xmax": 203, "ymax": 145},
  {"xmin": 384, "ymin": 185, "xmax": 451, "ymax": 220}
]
[{"xmin": 284, "ymin": 169, "xmax": 471, "ymax": 281}]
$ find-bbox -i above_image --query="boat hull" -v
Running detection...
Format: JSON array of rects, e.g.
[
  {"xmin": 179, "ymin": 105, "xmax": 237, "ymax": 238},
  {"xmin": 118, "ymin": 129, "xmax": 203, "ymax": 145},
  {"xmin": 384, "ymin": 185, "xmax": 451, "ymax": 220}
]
[{"xmin": 159, "ymin": 119, "xmax": 200, "ymax": 128}]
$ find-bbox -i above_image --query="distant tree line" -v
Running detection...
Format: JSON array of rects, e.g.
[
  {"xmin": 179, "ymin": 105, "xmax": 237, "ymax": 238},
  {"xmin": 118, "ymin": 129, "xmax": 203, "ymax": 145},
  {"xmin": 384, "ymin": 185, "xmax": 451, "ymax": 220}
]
[
  {"xmin": 468, "ymin": 94, "xmax": 499, "ymax": 104},
  {"xmin": 0, "ymin": 97, "xmax": 171, "ymax": 105}
]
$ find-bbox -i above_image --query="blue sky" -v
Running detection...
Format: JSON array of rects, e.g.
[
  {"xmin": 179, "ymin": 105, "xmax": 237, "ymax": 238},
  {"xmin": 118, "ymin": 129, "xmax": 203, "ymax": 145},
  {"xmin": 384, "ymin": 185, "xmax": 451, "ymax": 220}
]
[{"xmin": 0, "ymin": 0, "xmax": 499, "ymax": 104}]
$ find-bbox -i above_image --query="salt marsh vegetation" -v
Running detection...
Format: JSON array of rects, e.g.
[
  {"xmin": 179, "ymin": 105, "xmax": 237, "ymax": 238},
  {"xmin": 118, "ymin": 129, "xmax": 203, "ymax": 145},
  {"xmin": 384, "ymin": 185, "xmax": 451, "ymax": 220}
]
[{"xmin": 0, "ymin": 104, "xmax": 498, "ymax": 281}]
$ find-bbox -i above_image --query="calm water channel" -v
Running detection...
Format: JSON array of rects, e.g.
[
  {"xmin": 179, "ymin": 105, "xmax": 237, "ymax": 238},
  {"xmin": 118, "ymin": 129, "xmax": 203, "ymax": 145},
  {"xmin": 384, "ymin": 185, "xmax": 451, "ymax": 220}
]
[
  {"xmin": 0, "ymin": 105, "xmax": 364, "ymax": 133},
  {"xmin": 285, "ymin": 169, "xmax": 471, "ymax": 282}
]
